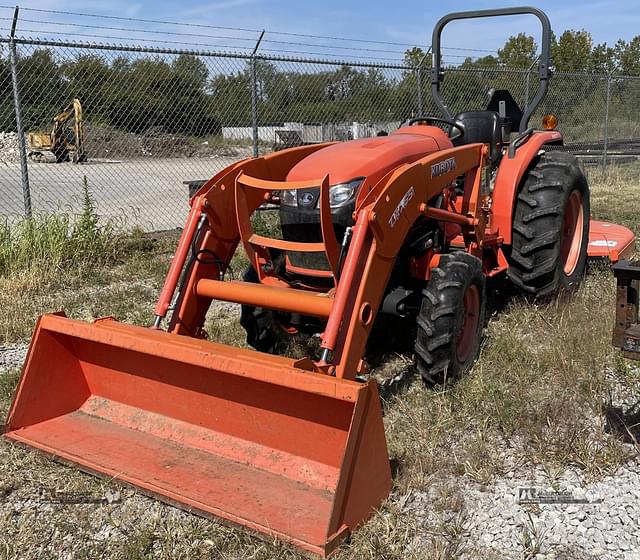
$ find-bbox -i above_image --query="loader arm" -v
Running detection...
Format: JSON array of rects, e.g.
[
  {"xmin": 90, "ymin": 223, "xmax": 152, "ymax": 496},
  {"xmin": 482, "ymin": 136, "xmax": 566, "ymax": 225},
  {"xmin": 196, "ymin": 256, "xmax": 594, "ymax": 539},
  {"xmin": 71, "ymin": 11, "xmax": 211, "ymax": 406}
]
[
  {"xmin": 158, "ymin": 141, "xmax": 488, "ymax": 379},
  {"xmin": 50, "ymin": 98, "xmax": 85, "ymax": 163},
  {"xmin": 157, "ymin": 142, "xmax": 336, "ymax": 336},
  {"xmin": 325, "ymin": 144, "xmax": 487, "ymax": 378}
]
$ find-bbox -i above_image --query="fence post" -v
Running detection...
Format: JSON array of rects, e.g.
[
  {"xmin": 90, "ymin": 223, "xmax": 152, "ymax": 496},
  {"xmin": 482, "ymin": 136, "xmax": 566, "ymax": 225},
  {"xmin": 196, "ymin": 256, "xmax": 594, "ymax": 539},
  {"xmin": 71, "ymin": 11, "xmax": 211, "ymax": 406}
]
[
  {"xmin": 602, "ymin": 73, "xmax": 611, "ymax": 173},
  {"xmin": 9, "ymin": 6, "xmax": 32, "ymax": 218},
  {"xmin": 416, "ymin": 66, "xmax": 422, "ymax": 115},
  {"xmin": 250, "ymin": 30, "xmax": 265, "ymax": 158},
  {"xmin": 523, "ymin": 55, "xmax": 540, "ymax": 111},
  {"xmin": 415, "ymin": 48, "xmax": 431, "ymax": 116}
]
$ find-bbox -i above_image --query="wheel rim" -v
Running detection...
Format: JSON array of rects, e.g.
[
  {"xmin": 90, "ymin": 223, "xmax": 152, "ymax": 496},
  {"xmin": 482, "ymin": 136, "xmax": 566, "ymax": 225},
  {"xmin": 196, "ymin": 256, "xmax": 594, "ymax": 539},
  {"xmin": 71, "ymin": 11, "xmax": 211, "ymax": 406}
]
[
  {"xmin": 456, "ymin": 284, "xmax": 480, "ymax": 363},
  {"xmin": 560, "ymin": 190, "xmax": 585, "ymax": 276}
]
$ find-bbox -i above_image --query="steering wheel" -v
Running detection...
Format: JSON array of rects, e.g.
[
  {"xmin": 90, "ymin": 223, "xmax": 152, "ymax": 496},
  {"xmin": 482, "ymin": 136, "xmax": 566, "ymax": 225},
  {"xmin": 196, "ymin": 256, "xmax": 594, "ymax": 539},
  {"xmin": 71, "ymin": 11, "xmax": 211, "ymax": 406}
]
[{"xmin": 407, "ymin": 116, "xmax": 465, "ymax": 140}]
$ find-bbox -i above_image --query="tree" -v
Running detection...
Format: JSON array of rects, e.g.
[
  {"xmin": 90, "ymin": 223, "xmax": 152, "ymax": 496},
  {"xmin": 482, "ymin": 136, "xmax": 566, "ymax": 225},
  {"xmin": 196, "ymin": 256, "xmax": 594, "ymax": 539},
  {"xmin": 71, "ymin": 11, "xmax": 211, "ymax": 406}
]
[
  {"xmin": 18, "ymin": 49, "xmax": 68, "ymax": 129},
  {"xmin": 62, "ymin": 55, "xmax": 111, "ymax": 120},
  {"xmin": 615, "ymin": 36, "xmax": 640, "ymax": 76},
  {"xmin": 498, "ymin": 33, "xmax": 537, "ymax": 68},
  {"xmin": 403, "ymin": 47, "xmax": 430, "ymax": 70},
  {"xmin": 461, "ymin": 55, "xmax": 499, "ymax": 69},
  {"xmin": 590, "ymin": 43, "xmax": 616, "ymax": 74},
  {"xmin": 172, "ymin": 54, "xmax": 208, "ymax": 89},
  {"xmin": 210, "ymin": 71, "xmax": 251, "ymax": 125},
  {"xmin": 552, "ymin": 30, "xmax": 592, "ymax": 72}
]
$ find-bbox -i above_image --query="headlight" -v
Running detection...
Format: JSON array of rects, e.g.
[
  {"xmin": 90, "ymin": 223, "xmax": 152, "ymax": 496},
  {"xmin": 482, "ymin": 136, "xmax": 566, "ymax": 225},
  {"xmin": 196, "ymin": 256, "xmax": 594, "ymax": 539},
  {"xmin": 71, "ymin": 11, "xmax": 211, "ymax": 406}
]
[
  {"xmin": 281, "ymin": 189, "xmax": 297, "ymax": 207},
  {"xmin": 329, "ymin": 179, "xmax": 362, "ymax": 208},
  {"xmin": 279, "ymin": 179, "xmax": 362, "ymax": 209}
]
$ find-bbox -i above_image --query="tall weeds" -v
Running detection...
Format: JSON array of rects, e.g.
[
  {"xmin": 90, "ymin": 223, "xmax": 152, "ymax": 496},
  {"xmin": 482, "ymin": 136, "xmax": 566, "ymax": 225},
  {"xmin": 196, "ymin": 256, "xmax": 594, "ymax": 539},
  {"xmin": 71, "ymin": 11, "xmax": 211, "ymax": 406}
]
[{"xmin": 0, "ymin": 177, "xmax": 120, "ymax": 278}]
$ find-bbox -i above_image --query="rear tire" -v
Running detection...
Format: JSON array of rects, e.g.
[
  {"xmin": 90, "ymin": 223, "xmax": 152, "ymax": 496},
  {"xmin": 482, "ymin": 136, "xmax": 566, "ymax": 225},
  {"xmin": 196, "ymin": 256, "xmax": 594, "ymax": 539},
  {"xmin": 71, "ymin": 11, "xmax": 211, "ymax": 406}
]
[
  {"xmin": 414, "ymin": 253, "xmax": 486, "ymax": 385},
  {"xmin": 508, "ymin": 151, "xmax": 590, "ymax": 298}
]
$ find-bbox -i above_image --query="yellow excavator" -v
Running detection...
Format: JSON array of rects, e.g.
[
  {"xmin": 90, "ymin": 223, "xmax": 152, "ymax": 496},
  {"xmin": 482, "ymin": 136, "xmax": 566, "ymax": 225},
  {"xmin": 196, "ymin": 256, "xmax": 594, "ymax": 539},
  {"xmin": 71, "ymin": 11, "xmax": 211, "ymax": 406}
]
[{"xmin": 28, "ymin": 98, "xmax": 86, "ymax": 163}]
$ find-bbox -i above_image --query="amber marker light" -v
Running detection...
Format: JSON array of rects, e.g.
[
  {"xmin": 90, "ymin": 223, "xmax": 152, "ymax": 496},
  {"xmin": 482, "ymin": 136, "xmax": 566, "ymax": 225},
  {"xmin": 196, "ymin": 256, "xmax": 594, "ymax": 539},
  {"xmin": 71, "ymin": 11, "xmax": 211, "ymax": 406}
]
[{"xmin": 542, "ymin": 114, "xmax": 558, "ymax": 130}]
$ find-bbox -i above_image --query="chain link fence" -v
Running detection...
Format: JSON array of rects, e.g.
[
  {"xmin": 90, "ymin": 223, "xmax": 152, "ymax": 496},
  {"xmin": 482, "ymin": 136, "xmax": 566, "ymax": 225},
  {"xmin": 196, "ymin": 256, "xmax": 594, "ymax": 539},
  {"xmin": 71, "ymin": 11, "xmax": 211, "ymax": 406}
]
[{"xmin": 1, "ymin": 31, "xmax": 639, "ymax": 230}]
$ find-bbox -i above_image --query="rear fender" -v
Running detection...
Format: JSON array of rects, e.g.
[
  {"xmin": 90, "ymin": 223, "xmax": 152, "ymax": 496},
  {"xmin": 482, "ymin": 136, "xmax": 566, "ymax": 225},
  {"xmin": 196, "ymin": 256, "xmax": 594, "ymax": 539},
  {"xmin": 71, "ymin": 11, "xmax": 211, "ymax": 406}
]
[{"xmin": 492, "ymin": 130, "xmax": 562, "ymax": 245}]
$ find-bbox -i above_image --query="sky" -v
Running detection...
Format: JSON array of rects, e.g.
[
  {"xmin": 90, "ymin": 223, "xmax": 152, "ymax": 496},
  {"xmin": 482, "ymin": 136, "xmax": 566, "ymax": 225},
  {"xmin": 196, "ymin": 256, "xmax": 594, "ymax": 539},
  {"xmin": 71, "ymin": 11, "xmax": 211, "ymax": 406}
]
[{"xmin": 3, "ymin": 0, "xmax": 640, "ymax": 63}]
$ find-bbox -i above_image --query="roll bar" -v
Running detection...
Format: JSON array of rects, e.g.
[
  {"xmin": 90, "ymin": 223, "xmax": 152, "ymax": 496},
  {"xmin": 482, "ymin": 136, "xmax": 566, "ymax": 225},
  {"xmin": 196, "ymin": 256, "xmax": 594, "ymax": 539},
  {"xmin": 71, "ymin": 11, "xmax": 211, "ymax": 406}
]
[{"xmin": 430, "ymin": 7, "xmax": 552, "ymax": 132}]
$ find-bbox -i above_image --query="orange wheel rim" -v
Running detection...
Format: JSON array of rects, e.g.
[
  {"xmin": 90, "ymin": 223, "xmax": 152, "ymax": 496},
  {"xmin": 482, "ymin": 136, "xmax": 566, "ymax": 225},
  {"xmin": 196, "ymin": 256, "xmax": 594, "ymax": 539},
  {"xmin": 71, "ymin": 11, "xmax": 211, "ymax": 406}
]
[
  {"xmin": 456, "ymin": 284, "xmax": 480, "ymax": 363},
  {"xmin": 560, "ymin": 190, "xmax": 584, "ymax": 276}
]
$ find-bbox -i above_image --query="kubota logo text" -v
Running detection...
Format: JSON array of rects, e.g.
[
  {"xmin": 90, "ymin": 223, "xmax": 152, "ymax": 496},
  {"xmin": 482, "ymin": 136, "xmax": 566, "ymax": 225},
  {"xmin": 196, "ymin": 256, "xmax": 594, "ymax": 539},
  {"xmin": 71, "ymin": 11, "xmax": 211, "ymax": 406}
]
[
  {"xmin": 389, "ymin": 187, "xmax": 415, "ymax": 228},
  {"xmin": 431, "ymin": 157, "xmax": 457, "ymax": 178}
]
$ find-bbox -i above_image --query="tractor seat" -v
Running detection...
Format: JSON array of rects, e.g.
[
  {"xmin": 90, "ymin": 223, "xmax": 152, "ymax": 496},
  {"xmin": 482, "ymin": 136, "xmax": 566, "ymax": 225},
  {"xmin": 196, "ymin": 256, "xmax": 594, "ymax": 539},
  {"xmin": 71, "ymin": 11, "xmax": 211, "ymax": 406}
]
[{"xmin": 452, "ymin": 110, "xmax": 502, "ymax": 164}]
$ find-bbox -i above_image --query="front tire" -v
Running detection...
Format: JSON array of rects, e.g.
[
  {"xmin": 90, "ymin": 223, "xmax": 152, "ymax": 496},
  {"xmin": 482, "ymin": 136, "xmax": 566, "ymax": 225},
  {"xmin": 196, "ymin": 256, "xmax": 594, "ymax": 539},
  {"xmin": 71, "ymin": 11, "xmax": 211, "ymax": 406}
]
[
  {"xmin": 508, "ymin": 151, "xmax": 590, "ymax": 297},
  {"xmin": 414, "ymin": 252, "xmax": 486, "ymax": 384}
]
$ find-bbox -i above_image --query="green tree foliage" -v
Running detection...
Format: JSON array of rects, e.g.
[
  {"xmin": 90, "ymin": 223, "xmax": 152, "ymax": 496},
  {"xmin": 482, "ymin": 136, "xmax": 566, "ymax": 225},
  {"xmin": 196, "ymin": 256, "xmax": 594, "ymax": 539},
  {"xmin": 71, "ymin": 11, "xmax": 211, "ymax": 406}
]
[
  {"xmin": 461, "ymin": 55, "xmax": 499, "ymax": 69},
  {"xmin": 403, "ymin": 47, "xmax": 430, "ymax": 70},
  {"xmin": 10, "ymin": 50, "xmax": 220, "ymax": 135},
  {"xmin": 590, "ymin": 43, "xmax": 617, "ymax": 74},
  {"xmin": 0, "ymin": 53, "xmax": 12, "ymax": 131},
  {"xmin": 615, "ymin": 37, "xmax": 640, "ymax": 76},
  {"xmin": 19, "ymin": 49, "xmax": 67, "ymax": 128},
  {"xmin": 552, "ymin": 30, "xmax": 592, "ymax": 72},
  {"xmin": 498, "ymin": 33, "xmax": 537, "ymax": 68}
]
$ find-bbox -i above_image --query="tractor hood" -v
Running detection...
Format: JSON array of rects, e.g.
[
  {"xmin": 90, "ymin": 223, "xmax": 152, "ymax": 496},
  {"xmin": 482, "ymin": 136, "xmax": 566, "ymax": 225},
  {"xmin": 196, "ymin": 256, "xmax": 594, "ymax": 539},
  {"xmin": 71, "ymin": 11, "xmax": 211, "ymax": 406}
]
[{"xmin": 286, "ymin": 126, "xmax": 453, "ymax": 186}]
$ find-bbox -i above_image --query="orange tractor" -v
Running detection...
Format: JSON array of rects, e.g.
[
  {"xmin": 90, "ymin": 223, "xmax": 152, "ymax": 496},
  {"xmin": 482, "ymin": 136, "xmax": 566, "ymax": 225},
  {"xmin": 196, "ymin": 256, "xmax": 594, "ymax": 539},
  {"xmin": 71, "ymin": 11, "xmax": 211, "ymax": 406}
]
[{"xmin": 4, "ymin": 7, "xmax": 635, "ymax": 558}]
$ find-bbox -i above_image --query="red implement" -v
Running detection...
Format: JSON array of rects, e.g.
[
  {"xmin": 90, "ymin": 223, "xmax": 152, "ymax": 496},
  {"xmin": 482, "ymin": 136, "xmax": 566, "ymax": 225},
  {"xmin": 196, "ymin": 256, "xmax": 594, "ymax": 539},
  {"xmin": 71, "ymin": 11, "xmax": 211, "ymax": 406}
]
[{"xmin": 588, "ymin": 219, "xmax": 636, "ymax": 262}]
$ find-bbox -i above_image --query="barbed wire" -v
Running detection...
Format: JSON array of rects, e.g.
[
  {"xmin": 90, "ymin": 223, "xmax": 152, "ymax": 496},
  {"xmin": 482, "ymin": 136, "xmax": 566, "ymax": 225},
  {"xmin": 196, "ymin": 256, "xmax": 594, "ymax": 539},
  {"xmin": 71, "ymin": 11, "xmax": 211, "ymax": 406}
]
[
  {"xmin": 6, "ymin": 29, "xmax": 485, "ymax": 63},
  {"xmin": 0, "ymin": 5, "xmax": 429, "ymax": 48},
  {"xmin": 4, "ymin": 35, "xmax": 609, "ymax": 75},
  {"xmin": 0, "ymin": 4, "xmax": 501, "ymax": 58},
  {"xmin": 0, "ymin": 36, "xmax": 413, "ymax": 69},
  {"xmin": 7, "ymin": 17, "xmax": 421, "ymax": 56}
]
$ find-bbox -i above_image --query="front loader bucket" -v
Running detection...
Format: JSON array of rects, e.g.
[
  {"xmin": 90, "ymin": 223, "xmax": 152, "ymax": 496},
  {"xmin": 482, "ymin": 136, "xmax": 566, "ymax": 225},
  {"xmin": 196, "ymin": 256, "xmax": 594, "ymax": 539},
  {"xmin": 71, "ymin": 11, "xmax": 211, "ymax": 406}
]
[{"xmin": 4, "ymin": 314, "xmax": 391, "ymax": 557}]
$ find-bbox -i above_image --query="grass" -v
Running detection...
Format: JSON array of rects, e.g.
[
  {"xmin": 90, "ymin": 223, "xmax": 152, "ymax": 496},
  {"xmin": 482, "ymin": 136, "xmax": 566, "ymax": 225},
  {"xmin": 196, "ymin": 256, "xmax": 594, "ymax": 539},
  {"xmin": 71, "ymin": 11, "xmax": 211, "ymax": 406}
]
[
  {"xmin": 0, "ymin": 163, "xmax": 638, "ymax": 559},
  {"xmin": 0, "ymin": 212, "xmax": 174, "ymax": 343},
  {"xmin": 0, "ymin": 178, "xmax": 121, "ymax": 277},
  {"xmin": 383, "ymin": 268, "xmax": 633, "ymax": 491}
]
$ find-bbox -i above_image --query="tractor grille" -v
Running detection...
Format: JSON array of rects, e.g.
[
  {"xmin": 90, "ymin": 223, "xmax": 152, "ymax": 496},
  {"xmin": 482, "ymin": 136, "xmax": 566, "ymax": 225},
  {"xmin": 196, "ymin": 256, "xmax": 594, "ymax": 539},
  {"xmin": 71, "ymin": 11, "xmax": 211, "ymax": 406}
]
[{"xmin": 282, "ymin": 223, "xmax": 345, "ymax": 272}]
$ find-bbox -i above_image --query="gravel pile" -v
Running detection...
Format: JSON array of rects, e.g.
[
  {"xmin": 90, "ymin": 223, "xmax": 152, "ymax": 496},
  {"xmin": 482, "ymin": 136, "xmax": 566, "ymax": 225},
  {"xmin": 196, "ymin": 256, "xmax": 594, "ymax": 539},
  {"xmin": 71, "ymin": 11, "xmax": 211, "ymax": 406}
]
[{"xmin": 0, "ymin": 132, "xmax": 21, "ymax": 164}]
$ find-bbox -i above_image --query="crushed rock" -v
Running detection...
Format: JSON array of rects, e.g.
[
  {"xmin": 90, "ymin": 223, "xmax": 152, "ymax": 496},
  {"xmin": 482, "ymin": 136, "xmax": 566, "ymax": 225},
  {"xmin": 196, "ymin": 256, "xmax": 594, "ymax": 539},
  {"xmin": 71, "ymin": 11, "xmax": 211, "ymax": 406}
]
[
  {"xmin": 0, "ymin": 132, "xmax": 21, "ymax": 165},
  {"xmin": 0, "ymin": 343, "xmax": 27, "ymax": 371}
]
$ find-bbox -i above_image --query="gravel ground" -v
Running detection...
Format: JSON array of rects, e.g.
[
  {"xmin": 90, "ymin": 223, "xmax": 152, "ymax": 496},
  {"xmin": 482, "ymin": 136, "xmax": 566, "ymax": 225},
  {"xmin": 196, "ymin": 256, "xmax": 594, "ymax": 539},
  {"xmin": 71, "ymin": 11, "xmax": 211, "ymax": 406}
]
[
  {"xmin": 0, "ymin": 132, "xmax": 21, "ymax": 165},
  {"xmin": 405, "ymin": 363, "xmax": 640, "ymax": 559},
  {"xmin": 0, "ymin": 155, "xmax": 242, "ymax": 231},
  {"xmin": 1, "ymin": 347, "xmax": 639, "ymax": 558},
  {"xmin": 0, "ymin": 344, "xmax": 27, "ymax": 370},
  {"xmin": 410, "ymin": 459, "xmax": 640, "ymax": 559}
]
